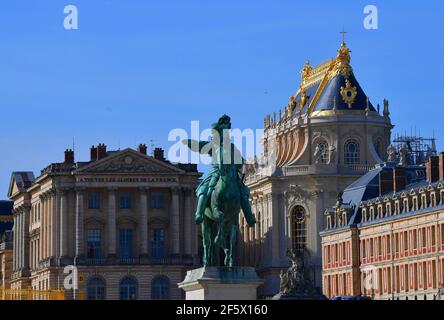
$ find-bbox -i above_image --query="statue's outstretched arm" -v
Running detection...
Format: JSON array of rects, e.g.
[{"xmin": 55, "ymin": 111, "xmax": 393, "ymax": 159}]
[{"xmin": 182, "ymin": 139, "xmax": 212, "ymax": 156}]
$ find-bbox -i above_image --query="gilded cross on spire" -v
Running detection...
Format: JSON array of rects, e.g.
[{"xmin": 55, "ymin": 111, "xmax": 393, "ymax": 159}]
[{"xmin": 340, "ymin": 27, "xmax": 348, "ymax": 45}]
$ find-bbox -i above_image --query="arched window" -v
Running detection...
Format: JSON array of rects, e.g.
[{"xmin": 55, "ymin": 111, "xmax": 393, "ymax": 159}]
[
  {"xmin": 87, "ymin": 277, "xmax": 106, "ymax": 300},
  {"xmin": 119, "ymin": 276, "xmax": 138, "ymax": 300},
  {"xmin": 344, "ymin": 139, "xmax": 360, "ymax": 164},
  {"xmin": 151, "ymin": 276, "xmax": 170, "ymax": 300},
  {"xmin": 291, "ymin": 206, "xmax": 307, "ymax": 252},
  {"xmin": 315, "ymin": 139, "xmax": 329, "ymax": 164}
]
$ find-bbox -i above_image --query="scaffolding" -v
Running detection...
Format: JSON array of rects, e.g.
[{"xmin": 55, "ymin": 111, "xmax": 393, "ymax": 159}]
[{"xmin": 392, "ymin": 134, "xmax": 437, "ymax": 165}]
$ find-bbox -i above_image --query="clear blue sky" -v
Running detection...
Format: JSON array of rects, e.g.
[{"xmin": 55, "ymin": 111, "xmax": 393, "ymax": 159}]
[{"xmin": 1, "ymin": 0, "xmax": 444, "ymax": 198}]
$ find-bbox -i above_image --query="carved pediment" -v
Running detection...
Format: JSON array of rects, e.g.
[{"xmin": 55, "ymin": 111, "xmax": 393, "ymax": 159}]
[{"xmin": 75, "ymin": 149, "xmax": 184, "ymax": 174}]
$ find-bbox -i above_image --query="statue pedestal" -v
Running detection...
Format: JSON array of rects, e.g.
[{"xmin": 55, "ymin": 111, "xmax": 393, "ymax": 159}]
[{"xmin": 178, "ymin": 267, "xmax": 263, "ymax": 300}]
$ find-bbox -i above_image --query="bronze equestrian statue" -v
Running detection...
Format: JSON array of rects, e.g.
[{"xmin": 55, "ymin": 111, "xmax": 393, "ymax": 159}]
[{"xmin": 183, "ymin": 115, "xmax": 256, "ymax": 267}]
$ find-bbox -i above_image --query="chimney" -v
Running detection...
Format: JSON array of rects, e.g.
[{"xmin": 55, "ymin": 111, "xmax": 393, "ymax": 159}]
[
  {"xmin": 64, "ymin": 149, "xmax": 74, "ymax": 164},
  {"xmin": 97, "ymin": 143, "xmax": 107, "ymax": 161},
  {"xmin": 138, "ymin": 144, "xmax": 147, "ymax": 155},
  {"xmin": 393, "ymin": 167, "xmax": 406, "ymax": 192},
  {"xmin": 439, "ymin": 152, "xmax": 444, "ymax": 181},
  {"xmin": 426, "ymin": 155, "xmax": 439, "ymax": 183},
  {"xmin": 379, "ymin": 169, "xmax": 394, "ymax": 196},
  {"xmin": 90, "ymin": 145, "xmax": 98, "ymax": 161},
  {"xmin": 154, "ymin": 147, "xmax": 165, "ymax": 161}
]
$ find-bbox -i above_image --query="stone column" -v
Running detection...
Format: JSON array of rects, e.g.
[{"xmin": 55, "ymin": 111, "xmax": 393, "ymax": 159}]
[
  {"xmin": 12, "ymin": 210, "xmax": 18, "ymax": 270},
  {"xmin": 184, "ymin": 188, "xmax": 193, "ymax": 256},
  {"xmin": 46, "ymin": 194, "xmax": 51, "ymax": 258},
  {"xmin": 18, "ymin": 209, "xmax": 23, "ymax": 269},
  {"xmin": 75, "ymin": 189, "xmax": 85, "ymax": 258},
  {"xmin": 46, "ymin": 191, "xmax": 55, "ymax": 257},
  {"xmin": 270, "ymin": 194, "xmax": 280, "ymax": 266},
  {"xmin": 22, "ymin": 205, "xmax": 30, "ymax": 272},
  {"xmin": 33, "ymin": 240, "xmax": 36, "ymax": 270},
  {"xmin": 170, "ymin": 187, "xmax": 180, "ymax": 255},
  {"xmin": 39, "ymin": 195, "xmax": 45, "ymax": 261},
  {"xmin": 139, "ymin": 187, "xmax": 149, "ymax": 257},
  {"xmin": 51, "ymin": 190, "xmax": 60, "ymax": 259},
  {"xmin": 279, "ymin": 195, "xmax": 288, "ymax": 264},
  {"xmin": 46, "ymin": 193, "xmax": 51, "ymax": 258},
  {"xmin": 107, "ymin": 187, "xmax": 117, "ymax": 258},
  {"xmin": 60, "ymin": 189, "xmax": 69, "ymax": 259}
]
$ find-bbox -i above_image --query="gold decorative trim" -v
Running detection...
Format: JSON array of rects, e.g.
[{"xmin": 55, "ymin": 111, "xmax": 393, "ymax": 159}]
[{"xmin": 310, "ymin": 110, "xmax": 379, "ymax": 117}]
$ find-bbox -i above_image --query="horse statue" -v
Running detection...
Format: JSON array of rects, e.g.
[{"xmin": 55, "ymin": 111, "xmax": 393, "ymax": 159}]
[{"xmin": 183, "ymin": 115, "xmax": 256, "ymax": 267}]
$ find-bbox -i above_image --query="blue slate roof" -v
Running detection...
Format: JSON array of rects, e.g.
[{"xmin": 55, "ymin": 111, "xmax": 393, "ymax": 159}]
[
  {"xmin": 291, "ymin": 81, "xmax": 322, "ymax": 116},
  {"xmin": 340, "ymin": 163, "xmax": 427, "ymax": 226},
  {"xmin": 314, "ymin": 72, "xmax": 375, "ymax": 112},
  {"xmin": 0, "ymin": 200, "xmax": 13, "ymax": 236}
]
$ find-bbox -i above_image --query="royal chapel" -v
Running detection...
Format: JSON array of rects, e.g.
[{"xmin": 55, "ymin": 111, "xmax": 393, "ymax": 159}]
[{"xmin": 241, "ymin": 39, "xmax": 393, "ymax": 297}]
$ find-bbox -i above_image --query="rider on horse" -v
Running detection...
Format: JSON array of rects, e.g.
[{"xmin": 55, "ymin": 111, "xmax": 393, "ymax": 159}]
[{"xmin": 185, "ymin": 115, "xmax": 256, "ymax": 226}]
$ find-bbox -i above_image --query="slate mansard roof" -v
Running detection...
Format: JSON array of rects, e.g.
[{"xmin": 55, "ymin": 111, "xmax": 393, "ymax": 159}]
[{"xmin": 333, "ymin": 163, "xmax": 427, "ymax": 228}]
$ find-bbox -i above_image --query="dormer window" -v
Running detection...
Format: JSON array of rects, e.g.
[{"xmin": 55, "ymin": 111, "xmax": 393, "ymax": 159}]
[
  {"xmin": 430, "ymin": 192, "xmax": 436, "ymax": 207},
  {"xmin": 385, "ymin": 203, "xmax": 392, "ymax": 217},
  {"xmin": 377, "ymin": 205, "xmax": 383, "ymax": 219}
]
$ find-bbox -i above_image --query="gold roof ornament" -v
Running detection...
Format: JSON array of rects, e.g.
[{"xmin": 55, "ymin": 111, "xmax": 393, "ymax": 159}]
[
  {"xmin": 288, "ymin": 95, "xmax": 297, "ymax": 115},
  {"xmin": 340, "ymin": 79, "xmax": 357, "ymax": 108},
  {"xmin": 264, "ymin": 114, "xmax": 271, "ymax": 129},
  {"xmin": 299, "ymin": 88, "xmax": 309, "ymax": 110},
  {"xmin": 301, "ymin": 60, "xmax": 313, "ymax": 85}
]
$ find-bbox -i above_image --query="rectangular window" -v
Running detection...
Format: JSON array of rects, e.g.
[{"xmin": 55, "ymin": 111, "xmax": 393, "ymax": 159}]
[
  {"xmin": 386, "ymin": 235, "xmax": 391, "ymax": 254},
  {"xmin": 422, "ymin": 228, "xmax": 427, "ymax": 249},
  {"xmin": 378, "ymin": 237, "xmax": 382, "ymax": 257},
  {"xmin": 441, "ymin": 224, "xmax": 444, "ymax": 245},
  {"xmin": 120, "ymin": 192, "xmax": 132, "ymax": 209},
  {"xmin": 87, "ymin": 229, "xmax": 102, "ymax": 259},
  {"xmin": 413, "ymin": 229, "xmax": 418, "ymax": 250},
  {"xmin": 119, "ymin": 229, "xmax": 133, "ymax": 259},
  {"xmin": 88, "ymin": 192, "xmax": 101, "ymax": 209},
  {"xmin": 431, "ymin": 226, "xmax": 436, "ymax": 247},
  {"xmin": 362, "ymin": 240, "xmax": 366, "ymax": 259},
  {"xmin": 151, "ymin": 192, "xmax": 164, "ymax": 209},
  {"xmin": 404, "ymin": 231, "xmax": 408, "ymax": 253},
  {"xmin": 151, "ymin": 228, "xmax": 165, "ymax": 258}
]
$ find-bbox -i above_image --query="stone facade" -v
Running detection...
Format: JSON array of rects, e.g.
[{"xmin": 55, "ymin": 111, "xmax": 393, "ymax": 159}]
[
  {"xmin": 241, "ymin": 40, "xmax": 393, "ymax": 297},
  {"xmin": 8, "ymin": 145, "xmax": 201, "ymax": 299}
]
